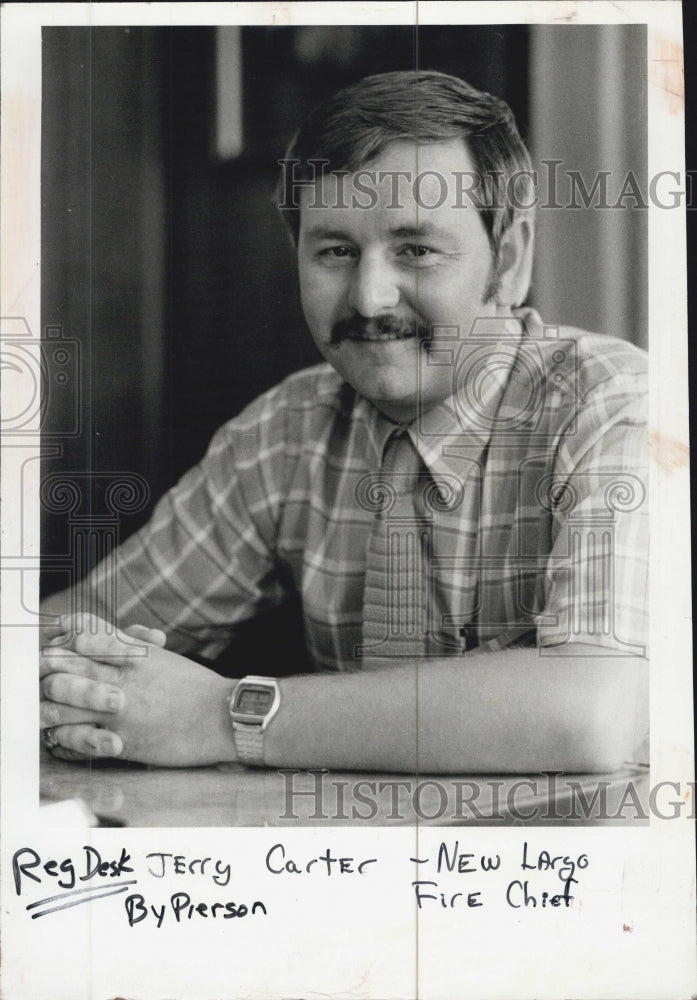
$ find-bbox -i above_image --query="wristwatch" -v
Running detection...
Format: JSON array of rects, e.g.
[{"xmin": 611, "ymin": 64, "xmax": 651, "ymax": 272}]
[{"xmin": 228, "ymin": 676, "xmax": 281, "ymax": 767}]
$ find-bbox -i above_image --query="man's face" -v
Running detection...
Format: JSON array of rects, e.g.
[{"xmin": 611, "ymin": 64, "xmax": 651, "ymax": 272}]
[{"xmin": 297, "ymin": 138, "xmax": 499, "ymax": 424}]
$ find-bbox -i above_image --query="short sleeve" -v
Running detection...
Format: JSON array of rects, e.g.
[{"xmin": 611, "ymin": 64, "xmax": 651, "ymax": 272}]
[
  {"xmin": 536, "ymin": 381, "xmax": 648, "ymax": 655},
  {"xmin": 84, "ymin": 390, "xmax": 292, "ymax": 659}
]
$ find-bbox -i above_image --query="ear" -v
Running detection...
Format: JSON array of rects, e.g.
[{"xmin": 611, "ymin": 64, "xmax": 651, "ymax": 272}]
[{"xmin": 494, "ymin": 217, "xmax": 534, "ymax": 307}]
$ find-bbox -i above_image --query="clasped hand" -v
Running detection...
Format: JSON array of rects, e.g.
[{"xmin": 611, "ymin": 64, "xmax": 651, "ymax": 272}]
[{"xmin": 40, "ymin": 615, "xmax": 236, "ymax": 767}]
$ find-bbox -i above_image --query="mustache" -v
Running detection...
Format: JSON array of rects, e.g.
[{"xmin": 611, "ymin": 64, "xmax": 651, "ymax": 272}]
[{"xmin": 330, "ymin": 314, "xmax": 430, "ymax": 344}]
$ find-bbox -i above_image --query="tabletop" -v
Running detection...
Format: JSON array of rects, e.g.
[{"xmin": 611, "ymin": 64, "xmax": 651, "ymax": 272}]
[{"xmin": 40, "ymin": 752, "xmax": 650, "ymax": 827}]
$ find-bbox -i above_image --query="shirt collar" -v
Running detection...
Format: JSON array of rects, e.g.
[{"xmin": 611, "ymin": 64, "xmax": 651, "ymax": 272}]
[
  {"xmin": 414, "ymin": 309, "xmax": 538, "ymax": 482},
  {"xmin": 351, "ymin": 394, "xmax": 400, "ymax": 467},
  {"xmin": 348, "ymin": 307, "xmax": 541, "ymax": 478}
]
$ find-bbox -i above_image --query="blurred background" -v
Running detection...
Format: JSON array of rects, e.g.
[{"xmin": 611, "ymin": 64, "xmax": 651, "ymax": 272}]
[{"xmin": 41, "ymin": 23, "xmax": 648, "ymax": 586}]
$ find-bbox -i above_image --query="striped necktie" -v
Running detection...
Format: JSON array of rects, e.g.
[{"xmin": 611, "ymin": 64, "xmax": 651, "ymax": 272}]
[{"xmin": 361, "ymin": 430, "xmax": 430, "ymax": 664}]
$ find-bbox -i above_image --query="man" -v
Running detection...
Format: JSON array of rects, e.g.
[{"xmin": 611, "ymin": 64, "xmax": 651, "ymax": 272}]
[{"xmin": 39, "ymin": 71, "xmax": 648, "ymax": 774}]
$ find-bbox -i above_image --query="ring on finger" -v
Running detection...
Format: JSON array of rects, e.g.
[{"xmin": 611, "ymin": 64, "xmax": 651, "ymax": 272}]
[{"xmin": 41, "ymin": 727, "xmax": 60, "ymax": 751}]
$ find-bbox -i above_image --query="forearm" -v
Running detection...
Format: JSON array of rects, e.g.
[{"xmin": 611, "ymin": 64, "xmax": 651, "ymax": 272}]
[
  {"xmin": 40, "ymin": 602, "xmax": 646, "ymax": 774},
  {"xmin": 265, "ymin": 645, "xmax": 647, "ymax": 774}
]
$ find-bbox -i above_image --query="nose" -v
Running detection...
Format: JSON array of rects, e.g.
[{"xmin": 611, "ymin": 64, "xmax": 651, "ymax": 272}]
[{"xmin": 346, "ymin": 258, "xmax": 400, "ymax": 318}]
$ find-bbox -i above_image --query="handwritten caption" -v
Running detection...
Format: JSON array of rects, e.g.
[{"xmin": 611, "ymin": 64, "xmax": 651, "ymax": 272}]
[
  {"xmin": 410, "ymin": 839, "xmax": 586, "ymax": 910},
  {"xmin": 12, "ymin": 839, "xmax": 588, "ymax": 927}
]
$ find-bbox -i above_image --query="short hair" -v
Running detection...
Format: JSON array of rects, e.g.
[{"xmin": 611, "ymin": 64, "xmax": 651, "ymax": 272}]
[{"xmin": 276, "ymin": 69, "xmax": 534, "ymax": 259}]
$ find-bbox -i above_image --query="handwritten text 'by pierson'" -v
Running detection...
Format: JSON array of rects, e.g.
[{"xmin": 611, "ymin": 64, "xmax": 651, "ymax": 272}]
[
  {"xmin": 10, "ymin": 843, "xmax": 379, "ymax": 928},
  {"xmin": 11, "ymin": 846, "xmax": 266, "ymax": 927}
]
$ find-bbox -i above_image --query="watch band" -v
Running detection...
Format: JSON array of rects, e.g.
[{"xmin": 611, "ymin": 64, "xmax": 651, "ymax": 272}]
[{"xmin": 232, "ymin": 722, "xmax": 265, "ymax": 766}]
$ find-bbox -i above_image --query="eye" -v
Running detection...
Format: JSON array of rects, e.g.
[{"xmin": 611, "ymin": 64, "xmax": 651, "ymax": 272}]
[
  {"xmin": 317, "ymin": 245, "xmax": 358, "ymax": 262},
  {"xmin": 397, "ymin": 243, "xmax": 438, "ymax": 265},
  {"xmin": 397, "ymin": 244, "xmax": 439, "ymax": 266}
]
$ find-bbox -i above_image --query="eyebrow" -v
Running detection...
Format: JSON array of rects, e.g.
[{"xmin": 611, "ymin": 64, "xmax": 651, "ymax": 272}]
[
  {"xmin": 386, "ymin": 224, "xmax": 449, "ymax": 239},
  {"xmin": 303, "ymin": 227, "xmax": 355, "ymax": 242},
  {"xmin": 303, "ymin": 222, "xmax": 452, "ymax": 242}
]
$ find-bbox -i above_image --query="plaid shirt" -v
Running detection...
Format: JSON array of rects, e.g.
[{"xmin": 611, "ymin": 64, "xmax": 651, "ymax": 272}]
[{"xmin": 88, "ymin": 309, "xmax": 648, "ymax": 669}]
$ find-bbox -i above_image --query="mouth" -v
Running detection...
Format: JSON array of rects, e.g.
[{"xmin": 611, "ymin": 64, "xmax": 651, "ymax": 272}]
[
  {"xmin": 331, "ymin": 314, "xmax": 428, "ymax": 345},
  {"xmin": 345, "ymin": 330, "xmax": 416, "ymax": 342}
]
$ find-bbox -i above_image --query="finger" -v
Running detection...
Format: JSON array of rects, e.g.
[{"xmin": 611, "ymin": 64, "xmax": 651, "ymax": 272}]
[
  {"xmin": 49, "ymin": 747, "xmax": 90, "ymax": 763},
  {"xmin": 53, "ymin": 621, "xmax": 166, "ymax": 646},
  {"xmin": 124, "ymin": 624, "xmax": 167, "ymax": 648},
  {"xmin": 50, "ymin": 611, "xmax": 142, "ymax": 641},
  {"xmin": 51, "ymin": 612, "xmax": 111, "ymax": 639},
  {"xmin": 42, "ymin": 609, "xmax": 105, "ymax": 640},
  {"xmin": 49, "ymin": 724, "xmax": 123, "ymax": 759},
  {"xmin": 67, "ymin": 620, "xmax": 156, "ymax": 665},
  {"xmin": 46, "ymin": 614, "xmax": 146, "ymax": 661},
  {"xmin": 40, "ymin": 616, "xmax": 69, "ymax": 643},
  {"xmin": 57, "ymin": 612, "xmax": 112, "ymax": 631},
  {"xmin": 40, "ymin": 648, "xmax": 122, "ymax": 682},
  {"xmin": 40, "ymin": 673, "xmax": 124, "ymax": 713},
  {"xmin": 40, "ymin": 699, "xmax": 113, "ymax": 728}
]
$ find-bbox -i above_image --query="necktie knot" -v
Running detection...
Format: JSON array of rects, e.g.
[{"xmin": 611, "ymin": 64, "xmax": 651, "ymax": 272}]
[{"xmin": 381, "ymin": 431, "xmax": 421, "ymax": 495}]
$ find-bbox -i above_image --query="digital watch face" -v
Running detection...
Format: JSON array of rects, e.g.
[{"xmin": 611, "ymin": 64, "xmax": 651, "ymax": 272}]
[{"xmin": 235, "ymin": 686, "xmax": 273, "ymax": 716}]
